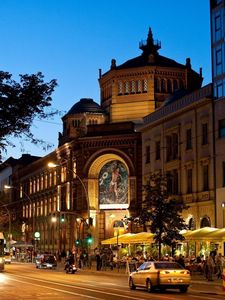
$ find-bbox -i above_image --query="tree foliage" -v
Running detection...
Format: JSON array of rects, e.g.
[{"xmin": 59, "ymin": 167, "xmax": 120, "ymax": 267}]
[
  {"xmin": 0, "ymin": 71, "xmax": 58, "ymax": 160},
  {"xmin": 134, "ymin": 173, "xmax": 189, "ymax": 259}
]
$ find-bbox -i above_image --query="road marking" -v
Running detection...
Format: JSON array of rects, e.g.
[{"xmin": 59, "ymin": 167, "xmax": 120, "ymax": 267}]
[
  {"xmin": 4, "ymin": 274, "xmax": 146, "ymax": 300},
  {"xmin": 6, "ymin": 273, "xmax": 222, "ymax": 300},
  {"xmin": 5, "ymin": 277, "xmax": 102, "ymax": 299}
]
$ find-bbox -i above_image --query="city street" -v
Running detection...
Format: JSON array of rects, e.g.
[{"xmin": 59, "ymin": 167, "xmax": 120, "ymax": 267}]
[{"xmin": 0, "ymin": 262, "xmax": 224, "ymax": 300}]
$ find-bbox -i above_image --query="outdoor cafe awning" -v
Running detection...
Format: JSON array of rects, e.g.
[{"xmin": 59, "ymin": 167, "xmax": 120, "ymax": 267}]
[
  {"xmin": 101, "ymin": 232, "xmax": 155, "ymax": 245},
  {"xmin": 182, "ymin": 227, "xmax": 225, "ymax": 241},
  {"xmin": 101, "ymin": 233, "xmax": 134, "ymax": 245}
]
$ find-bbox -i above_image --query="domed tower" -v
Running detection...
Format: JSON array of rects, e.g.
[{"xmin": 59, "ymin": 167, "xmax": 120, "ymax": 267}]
[
  {"xmin": 58, "ymin": 98, "xmax": 107, "ymax": 146},
  {"xmin": 99, "ymin": 28, "xmax": 203, "ymax": 124}
]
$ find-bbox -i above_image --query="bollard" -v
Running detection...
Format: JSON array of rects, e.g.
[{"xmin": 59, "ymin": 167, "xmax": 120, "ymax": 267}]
[{"xmin": 223, "ymin": 267, "xmax": 225, "ymax": 291}]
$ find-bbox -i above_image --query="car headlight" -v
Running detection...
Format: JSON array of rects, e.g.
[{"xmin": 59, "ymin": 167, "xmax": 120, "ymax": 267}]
[{"xmin": 0, "ymin": 258, "xmax": 4, "ymax": 263}]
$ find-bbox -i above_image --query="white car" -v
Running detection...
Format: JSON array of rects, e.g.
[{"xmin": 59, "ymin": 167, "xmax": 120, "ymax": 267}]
[{"xmin": 4, "ymin": 254, "xmax": 12, "ymax": 264}]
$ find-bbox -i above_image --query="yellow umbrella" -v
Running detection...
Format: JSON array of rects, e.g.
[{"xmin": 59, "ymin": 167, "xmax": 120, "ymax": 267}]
[
  {"xmin": 183, "ymin": 227, "xmax": 218, "ymax": 241},
  {"xmin": 123, "ymin": 232, "xmax": 155, "ymax": 244},
  {"xmin": 101, "ymin": 233, "xmax": 134, "ymax": 245},
  {"xmin": 206, "ymin": 228, "xmax": 225, "ymax": 240}
]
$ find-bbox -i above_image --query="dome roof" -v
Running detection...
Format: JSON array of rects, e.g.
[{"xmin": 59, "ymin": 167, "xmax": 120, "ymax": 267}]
[{"xmin": 66, "ymin": 98, "xmax": 105, "ymax": 115}]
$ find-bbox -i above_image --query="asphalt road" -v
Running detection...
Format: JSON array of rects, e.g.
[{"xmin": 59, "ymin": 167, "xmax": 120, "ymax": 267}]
[{"xmin": 0, "ymin": 262, "xmax": 224, "ymax": 300}]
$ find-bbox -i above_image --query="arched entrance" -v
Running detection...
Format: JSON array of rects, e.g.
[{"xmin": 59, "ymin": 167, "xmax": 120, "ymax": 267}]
[{"xmin": 87, "ymin": 152, "xmax": 136, "ymax": 245}]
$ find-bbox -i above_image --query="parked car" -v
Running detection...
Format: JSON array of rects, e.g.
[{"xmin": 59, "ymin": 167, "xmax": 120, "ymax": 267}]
[
  {"xmin": 0, "ymin": 256, "xmax": 5, "ymax": 271},
  {"xmin": 4, "ymin": 254, "xmax": 12, "ymax": 264},
  {"xmin": 35, "ymin": 254, "xmax": 57, "ymax": 269},
  {"xmin": 129, "ymin": 261, "xmax": 190, "ymax": 293}
]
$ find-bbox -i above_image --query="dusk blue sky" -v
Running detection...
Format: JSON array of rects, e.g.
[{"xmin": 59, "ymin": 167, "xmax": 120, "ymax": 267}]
[{"xmin": 1, "ymin": 0, "xmax": 211, "ymax": 161}]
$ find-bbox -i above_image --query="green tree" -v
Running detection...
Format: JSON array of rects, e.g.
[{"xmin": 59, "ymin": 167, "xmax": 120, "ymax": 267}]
[
  {"xmin": 135, "ymin": 172, "xmax": 189, "ymax": 259},
  {"xmin": 0, "ymin": 71, "xmax": 58, "ymax": 160}
]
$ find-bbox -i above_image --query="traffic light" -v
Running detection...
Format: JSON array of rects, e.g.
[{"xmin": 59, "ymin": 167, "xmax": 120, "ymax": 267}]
[
  {"xmin": 61, "ymin": 213, "xmax": 65, "ymax": 223},
  {"xmin": 75, "ymin": 239, "xmax": 81, "ymax": 246},
  {"xmin": 86, "ymin": 234, "xmax": 93, "ymax": 245}
]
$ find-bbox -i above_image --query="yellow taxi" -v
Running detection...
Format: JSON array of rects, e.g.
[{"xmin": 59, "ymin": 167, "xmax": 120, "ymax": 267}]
[{"xmin": 129, "ymin": 261, "xmax": 190, "ymax": 293}]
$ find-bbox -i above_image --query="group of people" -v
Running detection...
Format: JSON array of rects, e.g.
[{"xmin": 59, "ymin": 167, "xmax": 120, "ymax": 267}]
[{"xmin": 203, "ymin": 252, "xmax": 224, "ymax": 281}]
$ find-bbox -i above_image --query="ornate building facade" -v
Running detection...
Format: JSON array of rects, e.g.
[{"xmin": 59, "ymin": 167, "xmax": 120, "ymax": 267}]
[
  {"xmin": 2, "ymin": 29, "xmax": 203, "ymax": 252},
  {"xmin": 140, "ymin": 84, "xmax": 216, "ymax": 230}
]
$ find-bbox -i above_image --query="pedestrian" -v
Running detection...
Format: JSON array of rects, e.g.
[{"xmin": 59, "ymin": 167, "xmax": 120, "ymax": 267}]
[
  {"xmin": 206, "ymin": 252, "xmax": 215, "ymax": 281},
  {"xmin": 177, "ymin": 254, "xmax": 185, "ymax": 268},
  {"xmin": 96, "ymin": 253, "xmax": 101, "ymax": 271},
  {"xmin": 215, "ymin": 253, "xmax": 223, "ymax": 279}
]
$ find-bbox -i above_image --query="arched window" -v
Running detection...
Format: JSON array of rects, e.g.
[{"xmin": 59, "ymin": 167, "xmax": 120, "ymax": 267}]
[
  {"xmin": 113, "ymin": 220, "xmax": 124, "ymax": 228},
  {"xmin": 118, "ymin": 81, "xmax": 123, "ymax": 95},
  {"xmin": 179, "ymin": 79, "xmax": 184, "ymax": 89},
  {"xmin": 167, "ymin": 79, "xmax": 172, "ymax": 93},
  {"xmin": 154, "ymin": 78, "xmax": 160, "ymax": 92},
  {"xmin": 200, "ymin": 216, "xmax": 211, "ymax": 228},
  {"xmin": 161, "ymin": 79, "xmax": 166, "ymax": 93},
  {"xmin": 173, "ymin": 79, "xmax": 178, "ymax": 92},
  {"xmin": 188, "ymin": 217, "xmax": 196, "ymax": 230}
]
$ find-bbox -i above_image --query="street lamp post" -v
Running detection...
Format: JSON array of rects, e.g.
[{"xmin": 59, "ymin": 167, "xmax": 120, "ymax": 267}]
[{"xmin": 4, "ymin": 185, "xmax": 35, "ymax": 241}]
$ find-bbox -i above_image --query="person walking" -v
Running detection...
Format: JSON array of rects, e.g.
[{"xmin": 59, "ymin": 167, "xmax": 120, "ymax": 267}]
[
  {"xmin": 215, "ymin": 253, "xmax": 223, "ymax": 279},
  {"xmin": 96, "ymin": 253, "xmax": 101, "ymax": 271},
  {"xmin": 206, "ymin": 252, "xmax": 215, "ymax": 281}
]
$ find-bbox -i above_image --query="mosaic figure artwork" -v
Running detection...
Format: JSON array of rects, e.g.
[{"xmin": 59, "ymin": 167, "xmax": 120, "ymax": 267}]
[{"xmin": 99, "ymin": 160, "xmax": 128, "ymax": 209}]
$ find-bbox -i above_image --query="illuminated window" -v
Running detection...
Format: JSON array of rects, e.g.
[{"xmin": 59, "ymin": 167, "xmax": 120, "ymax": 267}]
[
  {"xmin": 136, "ymin": 80, "xmax": 141, "ymax": 93},
  {"xmin": 37, "ymin": 178, "xmax": 40, "ymax": 192},
  {"xmin": 37, "ymin": 201, "xmax": 41, "ymax": 216},
  {"xmin": 118, "ymin": 81, "xmax": 123, "ymax": 94},
  {"xmin": 40, "ymin": 200, "xmax": 43, "ymax": 216},
  {"xmin": 131, "ymin": 80, "xmax": 135, "ymax": 93},
  {"xmin": 49, "ymin": 197, "xmax": 52, "ymax": 212},
  {"xmin": 33, "ymin": 179, "xmax": 36, "ymax": 193},
  {"xmin": 125, "ymin": 81, "xmax": 129, "ymax": 94},
  {"xmin": 53, "ymin": 196, "xmax": 57, "ymax": 211},
  {"xmin": 61, "ymin": 166, "xmax": 67, "ymax": 182},
  {"xmin": 29, "ymin": 181, "xmax": 32, "ymax": 194},
  {"xmin": 54, "ymin": 171, "xmax": 57, "ymax": 185},
  {"xmin": 45, "ymin": 174, "xmax": 48, "ymax": 189},
  {"xmin": 66, "ymin": 182, "xmax": 70, "ymax": 210},
  {"xmin": 49, "ymin": 173, "xmax": 52, "ymax": 186},
  {"xmin": 143, "ymin": 79, "xmax": 148, "ymax": 92},
  {"xmin": 41, "ymin": 175, "xmax": 44, "ymax": 190},
  {"xmin": 44, "ymin": 199, "xmax": 48, "ymax": 216}
]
